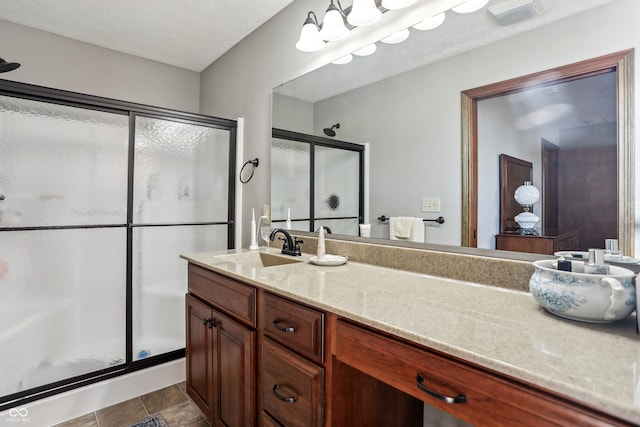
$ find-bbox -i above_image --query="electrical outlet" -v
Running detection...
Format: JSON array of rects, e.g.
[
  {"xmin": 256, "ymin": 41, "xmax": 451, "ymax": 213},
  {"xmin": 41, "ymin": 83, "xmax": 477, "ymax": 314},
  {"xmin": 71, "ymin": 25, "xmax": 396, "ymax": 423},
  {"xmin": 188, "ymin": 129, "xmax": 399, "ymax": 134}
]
[
  {"xmin": 422, "ymin": 197, "xmax": 441, "ymax": 213},
  {"xmin": 262, "ymin": 204, "xmax": 271, "ymax": 224}
]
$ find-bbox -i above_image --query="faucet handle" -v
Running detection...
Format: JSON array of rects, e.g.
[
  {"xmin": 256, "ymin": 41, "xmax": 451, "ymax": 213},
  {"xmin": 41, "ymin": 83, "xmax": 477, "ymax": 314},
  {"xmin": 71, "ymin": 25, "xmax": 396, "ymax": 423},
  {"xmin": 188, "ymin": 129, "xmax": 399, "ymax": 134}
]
[{"xmin": 293, "ymin": 238, "xmax": 304, "ymax": 256}]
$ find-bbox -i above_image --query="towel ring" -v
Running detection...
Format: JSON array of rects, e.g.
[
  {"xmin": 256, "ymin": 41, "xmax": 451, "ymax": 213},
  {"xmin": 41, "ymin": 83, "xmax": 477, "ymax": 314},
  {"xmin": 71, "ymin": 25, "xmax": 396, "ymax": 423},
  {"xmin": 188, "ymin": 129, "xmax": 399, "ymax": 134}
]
[{"xmin": 240, "ymin": 158, "xmax": 259, "ymax": 183}]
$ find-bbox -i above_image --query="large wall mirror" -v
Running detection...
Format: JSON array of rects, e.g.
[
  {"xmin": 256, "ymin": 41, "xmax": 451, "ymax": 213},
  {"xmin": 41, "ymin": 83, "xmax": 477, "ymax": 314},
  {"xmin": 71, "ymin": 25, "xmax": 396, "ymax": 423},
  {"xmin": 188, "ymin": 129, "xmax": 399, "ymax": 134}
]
[{"xmin": 271, "ymin": 0, "xmax": 636, "ymax": 258}]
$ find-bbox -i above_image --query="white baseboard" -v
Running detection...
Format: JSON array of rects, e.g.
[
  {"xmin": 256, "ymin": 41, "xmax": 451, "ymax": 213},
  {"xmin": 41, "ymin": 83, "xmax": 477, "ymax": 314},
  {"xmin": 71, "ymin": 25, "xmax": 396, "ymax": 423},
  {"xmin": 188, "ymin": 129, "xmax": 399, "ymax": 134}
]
[{"xmin": 0, "ymin": 358, "xmax": 185, "ymax": 427}]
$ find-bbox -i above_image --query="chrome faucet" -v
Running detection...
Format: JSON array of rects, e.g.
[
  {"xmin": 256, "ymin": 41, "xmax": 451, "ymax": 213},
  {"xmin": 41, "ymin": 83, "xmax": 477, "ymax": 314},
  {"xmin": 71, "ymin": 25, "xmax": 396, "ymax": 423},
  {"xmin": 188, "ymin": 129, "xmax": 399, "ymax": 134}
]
[{"xmin": 269, "ymin": 228, "xmax": 303, "ymax": 256}]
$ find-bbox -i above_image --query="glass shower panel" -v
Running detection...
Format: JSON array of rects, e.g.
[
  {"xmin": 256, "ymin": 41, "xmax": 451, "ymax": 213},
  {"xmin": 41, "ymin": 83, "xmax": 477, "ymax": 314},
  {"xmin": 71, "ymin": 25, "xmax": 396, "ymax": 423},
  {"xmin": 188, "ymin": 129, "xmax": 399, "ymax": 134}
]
[
  {"xmin": 132, "ymin": 116, "xmax": 230, "ymax": 224},
  {"xmin": 271, "ymin": 138, "xmax": 310, "ymax": 222},
  {"xmin": 314, "ymin": 145, "xmax": 360, "ymax": 223},
  {"xmin": 0, "ymin": 95, "xmax": 129, "ymax": 228},
  {"xmin": 0, "ymin": 228, "xmax": 127, "ymax": 397},
  {"xmin": 132, "ymin": 224, "xmax": 227, "ymax": 360},
  {"xmin": 315, "ymin": 218, "xmax": 360, "ymax": 236}
]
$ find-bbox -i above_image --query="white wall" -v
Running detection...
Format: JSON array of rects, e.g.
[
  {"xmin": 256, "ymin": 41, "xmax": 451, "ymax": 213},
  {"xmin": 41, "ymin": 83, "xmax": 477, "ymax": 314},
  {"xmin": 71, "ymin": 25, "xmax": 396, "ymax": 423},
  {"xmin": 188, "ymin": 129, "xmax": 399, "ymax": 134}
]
[
  {"xmin": 201, "ymin": 0, "xmax": 640, "ymax": 254},
  {"xmin": 0, "ymin": 19, "xmax": 200, "ymax": 112}
]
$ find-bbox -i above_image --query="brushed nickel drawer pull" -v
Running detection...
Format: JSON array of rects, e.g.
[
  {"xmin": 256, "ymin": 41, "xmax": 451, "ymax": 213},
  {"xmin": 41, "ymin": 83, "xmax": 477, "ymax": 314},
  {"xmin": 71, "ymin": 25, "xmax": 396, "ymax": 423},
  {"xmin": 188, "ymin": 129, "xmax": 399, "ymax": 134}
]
[
  {"xmin": 416, "ymin": 374, "xmax": 467, "ymax": 404},
  {"xmin": 272, "ymin": 384, "xmax": 296, "ymax": 403},
  {"xmin": 272, "ymin": 319, "xmax": 296, "ymax": 333}
]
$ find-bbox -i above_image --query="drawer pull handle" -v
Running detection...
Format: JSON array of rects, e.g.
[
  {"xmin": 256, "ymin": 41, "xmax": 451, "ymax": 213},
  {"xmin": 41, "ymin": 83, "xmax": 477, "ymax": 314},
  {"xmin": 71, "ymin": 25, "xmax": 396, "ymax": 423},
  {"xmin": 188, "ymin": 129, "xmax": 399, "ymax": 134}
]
[
  {"xmin": 202, "ymin": 318, "xmax": 217, "ymax": 329},
  {"xmin": 272, "ymin": 384, "xmax": 296, "ymax": 403},
  {"xmin": 272, "ymin": 319, "xmax": 296, "ymax": 333},
  {"xmin": 416, "ymin": 374, "xmax": 467, "ymax": 404}
]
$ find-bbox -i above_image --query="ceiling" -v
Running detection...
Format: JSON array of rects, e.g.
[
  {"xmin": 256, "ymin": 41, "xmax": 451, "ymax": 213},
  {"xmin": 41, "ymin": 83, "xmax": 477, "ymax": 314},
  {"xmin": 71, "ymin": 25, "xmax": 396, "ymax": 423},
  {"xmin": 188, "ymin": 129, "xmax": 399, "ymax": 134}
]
[
  {"xmin": 0, "ymin": 0, "xmax": 295, "ymax": 72},
  {"xmin": 275, "ymin": 0, "xmax": 614, "ymax": 103},
  {"xmin": 0, "ymin": 0, "xmax": 614, "ymax": 75}
]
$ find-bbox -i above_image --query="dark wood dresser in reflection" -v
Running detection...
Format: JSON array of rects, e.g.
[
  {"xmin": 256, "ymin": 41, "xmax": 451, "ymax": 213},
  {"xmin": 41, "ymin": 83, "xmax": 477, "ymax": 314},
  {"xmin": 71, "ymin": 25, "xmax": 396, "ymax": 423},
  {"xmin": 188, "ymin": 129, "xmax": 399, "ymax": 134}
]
[{"xmin": 495, "ymin": 231, "xmax": 579, "ymax": 255}]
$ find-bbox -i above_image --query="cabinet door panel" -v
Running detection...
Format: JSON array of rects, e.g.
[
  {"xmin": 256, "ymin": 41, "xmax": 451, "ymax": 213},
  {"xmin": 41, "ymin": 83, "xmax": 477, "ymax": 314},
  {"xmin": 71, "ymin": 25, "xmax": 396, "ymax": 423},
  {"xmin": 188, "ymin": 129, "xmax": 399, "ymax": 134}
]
[
  {"xmin": 185, "ymin": 295, "xmax": 214, "ymax": 421},
  {"xmin": 215, "ymin": 309, "xmax": 256, "ymax": 427}
]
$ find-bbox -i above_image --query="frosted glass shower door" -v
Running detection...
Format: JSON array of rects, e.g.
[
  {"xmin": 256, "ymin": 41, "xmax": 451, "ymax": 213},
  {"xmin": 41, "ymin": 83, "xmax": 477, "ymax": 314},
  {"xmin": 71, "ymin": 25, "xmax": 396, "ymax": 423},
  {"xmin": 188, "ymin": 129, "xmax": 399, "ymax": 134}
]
[
  {"xmin": 132, "ymin": 116, "xmax": 232, "ymax": 360},
  {"xmin": 314, "ymin": 145, "xmax": 361, "ymax": 235},
  {"xmin": 271, "ymin": 138, "xmax": 311, "ymax": 228},
  {"xmin": 0, "ymin": 95, "xmax": 129, "ymax": 397}
]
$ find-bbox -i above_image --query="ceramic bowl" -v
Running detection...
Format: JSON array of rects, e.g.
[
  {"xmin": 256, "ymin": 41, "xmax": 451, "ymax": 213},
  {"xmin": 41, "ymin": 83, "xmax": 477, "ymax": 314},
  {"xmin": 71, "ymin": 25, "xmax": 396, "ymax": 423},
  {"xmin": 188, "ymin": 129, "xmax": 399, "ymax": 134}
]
[{"xmin": 529, "ymin": 260, "xmax": 636, "ymax": 323}]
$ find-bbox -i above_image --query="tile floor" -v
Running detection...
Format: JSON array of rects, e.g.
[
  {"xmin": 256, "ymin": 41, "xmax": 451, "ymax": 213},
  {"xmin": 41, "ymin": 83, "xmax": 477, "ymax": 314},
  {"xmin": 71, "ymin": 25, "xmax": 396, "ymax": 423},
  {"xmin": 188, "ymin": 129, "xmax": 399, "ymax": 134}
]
[{"xmin": 53, "ymin": 382, "xmax": 210, "ymax": 427}]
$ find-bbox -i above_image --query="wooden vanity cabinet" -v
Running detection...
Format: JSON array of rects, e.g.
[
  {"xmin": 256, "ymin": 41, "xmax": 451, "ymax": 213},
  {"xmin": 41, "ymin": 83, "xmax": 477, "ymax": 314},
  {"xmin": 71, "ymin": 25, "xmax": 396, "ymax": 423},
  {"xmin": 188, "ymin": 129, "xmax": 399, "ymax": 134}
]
[
  {"xmin": 186, "ymin": 264, "xmax": 256, "ymax": 427},
  {"xmin": 260, "ymin": 292, "xmax": 326, "ymax": 427},
  {"xmin": 185, "ymin": 262, "xmax": 633, "ymax": 427},
  {"xmin": 334, "ymin": 319, "xmax": 631, "ymax": 427}
]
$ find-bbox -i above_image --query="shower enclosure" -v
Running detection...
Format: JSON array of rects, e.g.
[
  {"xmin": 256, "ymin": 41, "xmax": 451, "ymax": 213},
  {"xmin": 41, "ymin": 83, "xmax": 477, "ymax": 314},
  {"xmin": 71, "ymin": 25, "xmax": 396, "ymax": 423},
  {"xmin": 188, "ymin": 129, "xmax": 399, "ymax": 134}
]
[
  {"xmin": 271, "ymin": 129, "xmax": 364, "ymax": 235},
  {"xmin": 0, "ymin": 81, "xmax": 236, "ymax": 410}
]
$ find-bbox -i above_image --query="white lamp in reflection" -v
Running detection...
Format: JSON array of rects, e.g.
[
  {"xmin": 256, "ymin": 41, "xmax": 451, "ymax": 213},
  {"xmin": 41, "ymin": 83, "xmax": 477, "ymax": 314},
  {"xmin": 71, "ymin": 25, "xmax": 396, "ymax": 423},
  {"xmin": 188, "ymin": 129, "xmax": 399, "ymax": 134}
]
[{"xmin": 513, "ymin": 181, "xmax": 540, "ymax": 235}]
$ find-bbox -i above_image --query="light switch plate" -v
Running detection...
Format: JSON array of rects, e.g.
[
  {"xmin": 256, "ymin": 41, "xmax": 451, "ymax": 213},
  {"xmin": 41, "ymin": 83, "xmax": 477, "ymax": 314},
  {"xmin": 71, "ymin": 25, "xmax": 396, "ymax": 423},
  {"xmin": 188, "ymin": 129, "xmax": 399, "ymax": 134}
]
[
  {"xmin": 422, "ymin": 197, "xmax": 441, "ymax": 213},
  {"xmin": 262, "ymin": 204, "xmax": 271, "ymax": 224}
]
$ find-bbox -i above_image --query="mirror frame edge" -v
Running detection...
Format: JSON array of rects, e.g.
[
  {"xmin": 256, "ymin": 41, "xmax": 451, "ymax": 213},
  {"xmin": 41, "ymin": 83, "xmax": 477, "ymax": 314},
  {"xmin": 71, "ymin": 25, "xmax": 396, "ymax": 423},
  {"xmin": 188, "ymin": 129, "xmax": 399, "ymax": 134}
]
[{"xmin": 461, "ymin": 49, "xmax": 635, "ymax": 256}]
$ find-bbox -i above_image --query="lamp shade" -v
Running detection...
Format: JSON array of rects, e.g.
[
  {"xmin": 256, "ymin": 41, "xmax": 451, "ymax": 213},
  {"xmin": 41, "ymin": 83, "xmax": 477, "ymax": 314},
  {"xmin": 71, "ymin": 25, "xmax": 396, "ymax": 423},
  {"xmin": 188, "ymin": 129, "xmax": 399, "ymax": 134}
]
[
  {"xmin": 332, "ymin": 54, "xmax": 353, "ymax": 65},
  {"xmin": 413, "ymin": 12, "xmax": 446, "ymax": 30},
  {"xmin": 514, "ymin": 181, "xmax": 540, "ymax": 206},
  {"xmin": 381, "ymin": 28, "xmax": 410, "ymax": 44},
  {"xmin": 381, "ymin": 0, "xmax": 418, "ymax": 10},
  {"xmin": 352, "ymin": 43, "xmax": 377, "ymax": 56},
  {"xmin": 320, "ymin": 4, "xmax": 349, "ymax": 41},
  {"xmin": 347, "ymin": 0, "xmax": 382, "ymax": 26},
  {"xmin": 452, "ymin": 0, "xmax": 489, "ymax": 14},
  {"xmin": 296, "ymin": 13, "xmax": 326, "ymax": 52}
]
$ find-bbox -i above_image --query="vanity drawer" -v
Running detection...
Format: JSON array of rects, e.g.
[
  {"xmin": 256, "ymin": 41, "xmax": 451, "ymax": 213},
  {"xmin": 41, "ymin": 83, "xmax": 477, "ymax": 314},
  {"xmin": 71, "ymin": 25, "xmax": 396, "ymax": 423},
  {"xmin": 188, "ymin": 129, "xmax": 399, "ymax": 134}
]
[
  {"xmin": 188, "ymin": 263, "xmax": 256, "ymax": 327},
  {"xmin": 335, "ymin": 320, "xmax": 625, "ymax": 427},
  {"xmin": 262, "ymin": 292, "xmax": 324, "ymax": 364},
  {"xmin": 262, "ymin": 338, "xmax": 324, "ymax": 427}
]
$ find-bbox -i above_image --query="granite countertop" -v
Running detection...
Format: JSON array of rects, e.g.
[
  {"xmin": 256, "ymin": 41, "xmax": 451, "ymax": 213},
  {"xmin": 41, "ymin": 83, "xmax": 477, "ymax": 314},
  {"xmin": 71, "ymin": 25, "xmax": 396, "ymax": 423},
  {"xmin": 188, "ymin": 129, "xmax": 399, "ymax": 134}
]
[{"xmin": 181, "ymin": 248, "xmax": 640, "ymax": 424}]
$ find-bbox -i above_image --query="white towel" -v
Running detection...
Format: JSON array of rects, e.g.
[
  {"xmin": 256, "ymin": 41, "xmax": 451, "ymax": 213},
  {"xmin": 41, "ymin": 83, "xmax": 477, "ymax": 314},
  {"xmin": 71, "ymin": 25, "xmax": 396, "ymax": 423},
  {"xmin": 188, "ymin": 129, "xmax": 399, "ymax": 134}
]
[
  {"xmin": 389, "ymin": 217, "xmax": 424, "ymax": 243},
  {"xmin": 393, "ymin": 216, "xmax": 414, "ymax": 239}
]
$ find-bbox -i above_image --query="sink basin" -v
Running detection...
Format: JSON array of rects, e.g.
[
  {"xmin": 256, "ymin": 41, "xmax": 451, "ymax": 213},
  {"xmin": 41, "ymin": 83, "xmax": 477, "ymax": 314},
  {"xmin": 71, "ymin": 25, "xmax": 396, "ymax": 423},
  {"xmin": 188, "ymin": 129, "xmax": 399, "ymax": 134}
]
[
  {"xmin": 213, "ymin": 251, "xmax": 304, "ymax": 268},
  {"xmin": 259, "ymin": 251, "xmax": 305, "ymax": 267}
]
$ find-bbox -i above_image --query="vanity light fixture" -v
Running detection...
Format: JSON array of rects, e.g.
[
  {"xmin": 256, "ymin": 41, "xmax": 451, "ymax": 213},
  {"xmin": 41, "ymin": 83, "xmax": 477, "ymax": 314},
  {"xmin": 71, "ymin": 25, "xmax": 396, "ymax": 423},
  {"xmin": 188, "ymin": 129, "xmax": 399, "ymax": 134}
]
[
  {"xmin": 332, "ymin": 54, "xmax": 353, "ymax": 64},
  {"xmin": 381, "ymin": 28, "xmax": 410, "ymax": 44},
  {"xmin": 352, "ymin": 43, "xmax": 377, "ymax": 56},
  {"xmin": 413, "ymin": 12, "xmax": 446, "ymax": 30},
  {"xmin": 347, "ymin": 0, "xmax": 382, "ymax": 27},
  {"xmin": 452, "ymin": 0, "xmax": 490, "ymax": 14},
  {"xmin": 381, "ymin": 0, "xmax": 418, "ymax": 10},
  {"xmin": 319, "ymin": 0, "xmax": 350, "ymax": 42},
  {"xmin": 296, "ymin": 12, "xmax": 326, "ymax": 52}
]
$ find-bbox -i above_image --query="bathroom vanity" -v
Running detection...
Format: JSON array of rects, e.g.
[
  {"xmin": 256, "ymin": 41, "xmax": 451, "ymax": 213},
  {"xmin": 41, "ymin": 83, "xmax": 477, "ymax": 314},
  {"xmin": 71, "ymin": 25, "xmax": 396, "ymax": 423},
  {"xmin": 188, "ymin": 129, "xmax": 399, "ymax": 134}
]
[{"xmin": 182, "ymin": 247, "xmax": 639, "ymax": 426}]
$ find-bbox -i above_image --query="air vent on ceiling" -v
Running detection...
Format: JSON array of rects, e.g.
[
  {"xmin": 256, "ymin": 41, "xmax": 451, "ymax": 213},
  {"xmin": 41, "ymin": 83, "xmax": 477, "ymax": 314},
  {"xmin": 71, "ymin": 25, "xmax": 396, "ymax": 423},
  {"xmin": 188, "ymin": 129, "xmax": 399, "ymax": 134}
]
[{"xmin": 489, "ymin": 0, "xmax": 543, "ymax": 26}]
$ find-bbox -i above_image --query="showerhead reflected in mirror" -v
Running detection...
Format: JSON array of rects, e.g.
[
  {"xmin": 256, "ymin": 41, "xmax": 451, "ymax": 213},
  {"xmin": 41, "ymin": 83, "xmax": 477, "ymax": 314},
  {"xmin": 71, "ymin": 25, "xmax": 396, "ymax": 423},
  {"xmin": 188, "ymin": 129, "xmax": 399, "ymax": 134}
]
[
  {"xmin": 0, "ymin": 58, "xmax": 20, "ymax": 73},
  {"xmin": 323, "ymin": 123, "xmax": 340, "ymax": 137}
]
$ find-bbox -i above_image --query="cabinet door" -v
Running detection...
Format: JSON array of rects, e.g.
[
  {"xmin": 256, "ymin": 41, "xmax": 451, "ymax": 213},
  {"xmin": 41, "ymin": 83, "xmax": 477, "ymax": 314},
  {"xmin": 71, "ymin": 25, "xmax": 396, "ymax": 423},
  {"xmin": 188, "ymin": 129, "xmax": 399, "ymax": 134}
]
[
  {"xmin": 186, "ymin": 295, "xmax": 215, "ymax": 421},
  {"xmin": 214, "ymin": 309, "xmax": 256, "ymax": 427}
]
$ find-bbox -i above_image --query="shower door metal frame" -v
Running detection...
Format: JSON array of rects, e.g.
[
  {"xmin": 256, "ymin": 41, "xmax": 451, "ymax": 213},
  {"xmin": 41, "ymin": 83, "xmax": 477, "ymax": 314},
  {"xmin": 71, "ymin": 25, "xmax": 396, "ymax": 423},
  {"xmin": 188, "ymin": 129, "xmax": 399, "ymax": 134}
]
[
  {"xmin": 0, "ymin": 79, "xmax": 237, "ymax": 410},
  {"xmin": 272, "ymin": 128, "xmax": 365, "ymax": 232}
]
